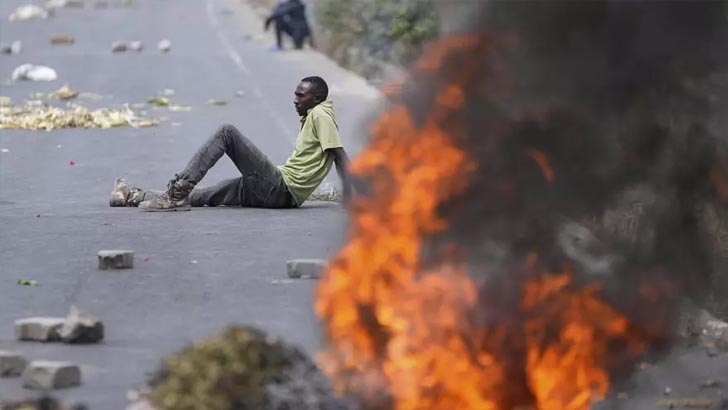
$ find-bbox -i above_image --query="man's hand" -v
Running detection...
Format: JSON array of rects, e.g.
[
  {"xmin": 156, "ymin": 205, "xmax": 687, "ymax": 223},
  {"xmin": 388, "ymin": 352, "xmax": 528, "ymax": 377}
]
[{"xmin": 328, "ymin": 148, "xmax": 353, "ymax": 204}]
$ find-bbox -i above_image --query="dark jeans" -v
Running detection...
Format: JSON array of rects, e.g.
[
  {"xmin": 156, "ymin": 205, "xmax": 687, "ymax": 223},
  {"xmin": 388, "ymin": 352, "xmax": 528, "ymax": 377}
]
[{"xmin": 151, "ymin": 124, "xmax": 297, "ymax": 208}]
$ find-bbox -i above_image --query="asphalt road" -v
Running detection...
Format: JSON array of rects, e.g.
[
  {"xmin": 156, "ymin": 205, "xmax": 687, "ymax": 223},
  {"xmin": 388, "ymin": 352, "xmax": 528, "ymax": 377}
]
[
  {"xmin": 1, "ymin": 1, "xmax": 727, "ymax": 409},
  {"xmin": 0, "ymin": 0, "xmax": 378, "ymax": 407}
]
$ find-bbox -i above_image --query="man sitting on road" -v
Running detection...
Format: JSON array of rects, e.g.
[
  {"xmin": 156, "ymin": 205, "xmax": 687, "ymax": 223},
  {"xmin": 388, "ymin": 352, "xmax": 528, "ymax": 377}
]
[{"xmin": 109, "ymin": 76, "xmax": 351, "ymax": 211}]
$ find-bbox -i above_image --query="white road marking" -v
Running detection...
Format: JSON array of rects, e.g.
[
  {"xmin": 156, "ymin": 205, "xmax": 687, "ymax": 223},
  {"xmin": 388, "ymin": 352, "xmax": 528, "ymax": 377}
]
[{"xmin": 205, "ymin": 0, "xmax": 295, "ymax": 146}]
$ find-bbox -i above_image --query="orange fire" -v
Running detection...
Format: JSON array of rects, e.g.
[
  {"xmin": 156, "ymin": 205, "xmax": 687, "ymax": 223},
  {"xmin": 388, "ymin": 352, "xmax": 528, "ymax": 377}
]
[{"xmin": 316, "ymin": 35, "xmax": 647, "ymax": 410}]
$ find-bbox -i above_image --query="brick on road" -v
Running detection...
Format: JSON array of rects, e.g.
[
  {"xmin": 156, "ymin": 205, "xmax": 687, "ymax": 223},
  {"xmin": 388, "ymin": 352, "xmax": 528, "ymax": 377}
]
[
  {"xmin": 286, "ymin": 259, "xmax": 327, "ymax": 279},
  {"xmin": 0, "ymin": 350, "xmax": 27, "ymax": 377},
  {"xmin": 97, "ymin": 250, "xmax": 134, "ymax": 270},
  {"xmin": 14, "ymin": 317, "xmax": 65, "ymax": 342},
  {"xmin": 22, "ymin": 360, "xmax": 81, "ymax": 389}
]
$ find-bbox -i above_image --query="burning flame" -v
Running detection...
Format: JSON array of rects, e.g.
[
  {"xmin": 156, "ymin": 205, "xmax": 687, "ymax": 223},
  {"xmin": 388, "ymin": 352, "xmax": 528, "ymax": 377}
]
[{"xmin": 316, "ymin": 35, "xmax": 648, "ymax": 410}]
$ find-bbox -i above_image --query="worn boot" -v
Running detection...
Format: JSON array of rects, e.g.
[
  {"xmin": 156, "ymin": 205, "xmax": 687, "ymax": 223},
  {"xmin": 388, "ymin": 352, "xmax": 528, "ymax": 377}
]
[
  {"xmin": 139, "ymin": 175, "xmax": 193, "ymax": 212},
  {"xmin": 109, "ymin": 178, "xmax": 147, "ymax": 207}
]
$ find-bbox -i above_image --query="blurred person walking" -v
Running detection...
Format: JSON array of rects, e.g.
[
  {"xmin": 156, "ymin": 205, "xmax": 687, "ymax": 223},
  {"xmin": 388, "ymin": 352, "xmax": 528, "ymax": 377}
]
[{"xmin": 264, "ymin": 0, "xmax": 314, "ymax": 50}]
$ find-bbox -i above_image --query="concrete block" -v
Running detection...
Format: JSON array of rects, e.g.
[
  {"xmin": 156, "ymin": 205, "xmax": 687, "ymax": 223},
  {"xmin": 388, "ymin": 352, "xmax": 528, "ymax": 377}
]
[
  {"xmin": 286, "ymin": 259, "xmax": 327, "ymax": 279},
  {"xmin": 15, "ymin": 317, "xmax": 65, "ymax": 342},
  {"xmin": 22, "ymin": 360, "xmax": 81, "ymax": 389},
  {"xmin": 60, "ymin": 306, "xmax": 104, "ymax": 344},
  {"xmin": 0, "ymin": 350, "xmax": 27, "ymax": 377},
  {"xmin": 98, "ymin": 250, "xmax": 134, "ymax": 270}
]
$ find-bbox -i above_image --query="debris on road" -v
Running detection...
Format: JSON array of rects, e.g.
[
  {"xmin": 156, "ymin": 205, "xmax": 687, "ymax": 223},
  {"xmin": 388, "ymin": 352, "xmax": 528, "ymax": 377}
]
[
  {"xmin": 0, "ymin": 397, "xmax": 85, "ymax": 410},
  {"xmin": 700, "ymin": 379, "xmax": 721, "ymax": 388},
  {"xmin": 17, "ymin": 278, "xmax": 39, "ymax": 286},
  {"xmin": 49, "ymin": 84, "xmax": 80, "ymax": 100},
  {"xmin": 1, "ymin": 149, "xmax": 9, "ymax": 153},
  {"xmin": 112, "ymin": 41, "xmax": 128, "ymax": 53},
  {"xmin": 1, "ymin": 41, "xmax": 23, "ymax": 55},
  {"xmin": 147, "ymin": 96, "xmax": 169, "ymax": 106},
  {"xmin": 60, "ymin": 305, "xmax": 104, "ymax": 343},
  {"xmin": 157, "ymin": 39, "xmax": 171, "ymax": 53},
  {"xmin": 69, "ymin": 160, "xmax": 75, "ymax": 166},
  {"xmin": 235, "ymin": 90, "xmax": 247, "ymax": 97},
  {"xmin": 147, "ymin": 326, "xmax": 345, "ymax": 410},
  {"xmin": 286, "ymin": 259, "xmax": 327, "ymax": 279},
  {"xmin": 15, "ymin": 317, "xmax": 65, "ymax": 342},
  {"xmin": 9, "ymin": 5, "xmax": 49, "ymax": 22},
  {"xmin": 45, "ymin": 0, "xmax": 68, "ymax": 9},
  {"xmin": 128, "ymin": 41, "xmax": 143, "ymax": 52},
  {"xmin": 50, "ymin": 34, "xmax": 75, "ymax": 45},
  {"xmin": 11, "ymin": 64, "xmax": 57, "ymax": 82},
  {"xmin": 207, "ymin": 99, "xmax": 227, "ymax": 106},
  {"xmin": 0, "ymin": 102, "xmax": 159, "ymax": 130},
  {"xmin": 168, "ymin": 104, "xmax": 191, "ymax": 112},
  {"xmin": 98, "ymin": 249, "xmax": 134, "ymax": 269},
  {"xmin": 0, "ymin": 351, "xmax": 27, "ymax": 377},
  {"xmin": 22, "ymin": 361, "xmax": 81, "ymax": 390},
  {"xmin": 657, "ymin": 399, "xmax": 714, "ymax": 408}
]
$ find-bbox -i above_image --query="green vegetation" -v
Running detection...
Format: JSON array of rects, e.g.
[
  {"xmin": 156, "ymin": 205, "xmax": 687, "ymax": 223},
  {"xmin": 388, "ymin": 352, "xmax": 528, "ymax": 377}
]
[
  {"xmin": 315, "ymin": 0, "xmax": 439, "ymax": 77},
  {"xmin": 149, "ymin": 327, "xmax": 293, "ymax": 410}
]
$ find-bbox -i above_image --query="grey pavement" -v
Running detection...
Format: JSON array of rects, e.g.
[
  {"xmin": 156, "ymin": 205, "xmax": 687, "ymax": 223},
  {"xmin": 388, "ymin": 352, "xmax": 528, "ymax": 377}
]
[
  {"xmin": 0, "ymin": 0, "xmax": 378, "ymax": 407},
  {"xmin": 1, "ymin": 0, "xmax": 727, "ymax": 409}
]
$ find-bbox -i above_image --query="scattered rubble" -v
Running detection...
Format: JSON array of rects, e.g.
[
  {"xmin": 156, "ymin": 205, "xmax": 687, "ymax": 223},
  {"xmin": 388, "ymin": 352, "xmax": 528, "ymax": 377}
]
[
  {"xmin": 60, "ymin": 305, "xmax": 104, "ymax": 344},
  {"xmin": 9, "ymin": 5, "xmax": 49, "ymax": 22},
  {"xmin": 12, "ymin": 64, "xmax": 57, "ymax": 82},
  {"xmin": 15, "ymin": 317, "xmax": 65, "ymax": 342},
  {"xmin": 22, "ymin": 361, "xmax": 81, "ymax": 390},
  {"xmin": 657, "ymin": 399, "xmax": 714, "ymax": 409},
  {"xmin": 147, "ymin": 96, "xmax": 169, "ymax": 106},
  {"xmin": 49, "ymin": 84, "xmax": 80, "ymax": 100},
  {"xmin": 147, "ymin": 326, "xmax": 350, "ymax": 410},
  {"xmin": 45, "ymin": 0, "xmax": 68, "ymax": 9},
  {"xmin": 50, "ymin": 34, "xmax": 75, "ymax": 45},
  {"xmin": 168, "ymin": 104, "xmax": 191, "ymax": 112},
  {"xmin": 1, "ymin": 41, "xmax": 23, "ymax": 55},
  {"xmin": 0, "ymin": 351, "xmax": 27, "ymax": 377},
  {"xmin": 128, "ymin": 41, "xmax": 144, "ymax": 52},
  {"xmin": 699, "ymin": 379, "xmax": 721, "ymax": 388},
  {"xmin": 98, "ymin": 249, "xmax": 134, "ymax": 269},
  {"xmin": 0, "ymin": 102, "xmax": 158, "ymax": 130},
  {"xmin": 286, "ymin": 259, "xmax": 327, "ymax": 279},
  {"xmin": 17, "ymin": 278, "xmax": 39, "ymax": 286},
  {"xmin": 112, "ymin": 41, "xmax": 128, "ymax": 53},
  {"xmin": 157, "ymin": 39, "xmax": 171, "ymax": 53},
  {"xmin": 0, "ymin": 396, "xmax": 86, "ymax": 410},
  {"xmin": 207, "ymin": 99, "xmax": 227, "ymax": 106}
]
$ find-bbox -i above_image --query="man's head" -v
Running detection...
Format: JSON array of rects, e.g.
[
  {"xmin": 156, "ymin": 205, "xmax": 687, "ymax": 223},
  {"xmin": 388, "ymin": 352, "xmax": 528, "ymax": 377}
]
[{"xmin": 294, "ymin": 76, "xmax": 329, "ymax": 116}]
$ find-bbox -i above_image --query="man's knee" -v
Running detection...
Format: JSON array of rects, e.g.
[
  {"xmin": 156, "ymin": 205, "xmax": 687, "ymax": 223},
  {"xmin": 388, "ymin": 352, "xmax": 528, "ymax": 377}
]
[{"xmin": 218, "ymin": 123, "xmax": 240, "ymax": 136}]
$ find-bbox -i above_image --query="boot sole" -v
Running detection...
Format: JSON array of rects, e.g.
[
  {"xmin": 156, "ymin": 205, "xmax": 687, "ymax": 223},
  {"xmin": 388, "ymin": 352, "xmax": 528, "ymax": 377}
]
[{"xmin": 139, "ymin": 205, "xmax": 191, "ymax": 212}]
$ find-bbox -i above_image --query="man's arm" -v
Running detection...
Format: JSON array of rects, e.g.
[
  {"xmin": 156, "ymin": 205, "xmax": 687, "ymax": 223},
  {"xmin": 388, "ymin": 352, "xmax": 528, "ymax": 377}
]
[{"xmin": 328, "ymin": 147, "xmax": 353, "ymax": 203}]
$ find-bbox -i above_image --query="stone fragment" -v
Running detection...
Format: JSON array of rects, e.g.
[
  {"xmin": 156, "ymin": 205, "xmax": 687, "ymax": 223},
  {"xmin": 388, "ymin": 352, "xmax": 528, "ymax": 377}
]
[
  {"xmin": 1, "ymin": 41, "xmax": 22, "ymax": 54},
  {"xmin": 111, "ymin": 41, "xmax": 127, "ymax": 53},
  {"xmin": 128, "ymin": 41, "xmax": 143, "ymax": 52},
  {"xmin": 22, "ymin": 360, "xmax": 81, "ymax": 389},
  {"xmin": 286, "ymin": 259, "xmax": 327, "ymax": 279},
  {"xmin": 98, "ymin": 249, "xmax": 134, "ymax": 269},
  {"xmin": 50, "ymin": 34, "xmax": 75, "ymax": 45},
  {"xmin": 60, "ymin": 305, "xmax": 104, "ymax": 343},
  {"xmin": 0, "ymin": 350, "xmax": 27, "ymax": 377},
  {"xmin": 15, "ymin": 317, "xmax": 65, "ymax": 341},
  {"xmin": 157, "ymin": 39, "xmax": 171, "ymax": 53}
]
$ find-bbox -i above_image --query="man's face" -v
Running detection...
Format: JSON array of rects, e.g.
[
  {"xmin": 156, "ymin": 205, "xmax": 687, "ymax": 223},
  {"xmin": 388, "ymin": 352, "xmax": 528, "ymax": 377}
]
[{"xmin": 294, "ymin": 81, "xmax": 319, "ymax": 116}]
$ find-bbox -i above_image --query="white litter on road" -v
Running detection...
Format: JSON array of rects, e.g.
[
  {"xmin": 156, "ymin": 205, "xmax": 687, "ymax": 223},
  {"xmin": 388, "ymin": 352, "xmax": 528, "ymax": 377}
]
[
  {"xmin": 12, "ymin": 64, "xmax": 58, "ymax": 82},
  {"xmin": 9, "ymin": 5, "xmax": 49, "ymax": 22}
]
